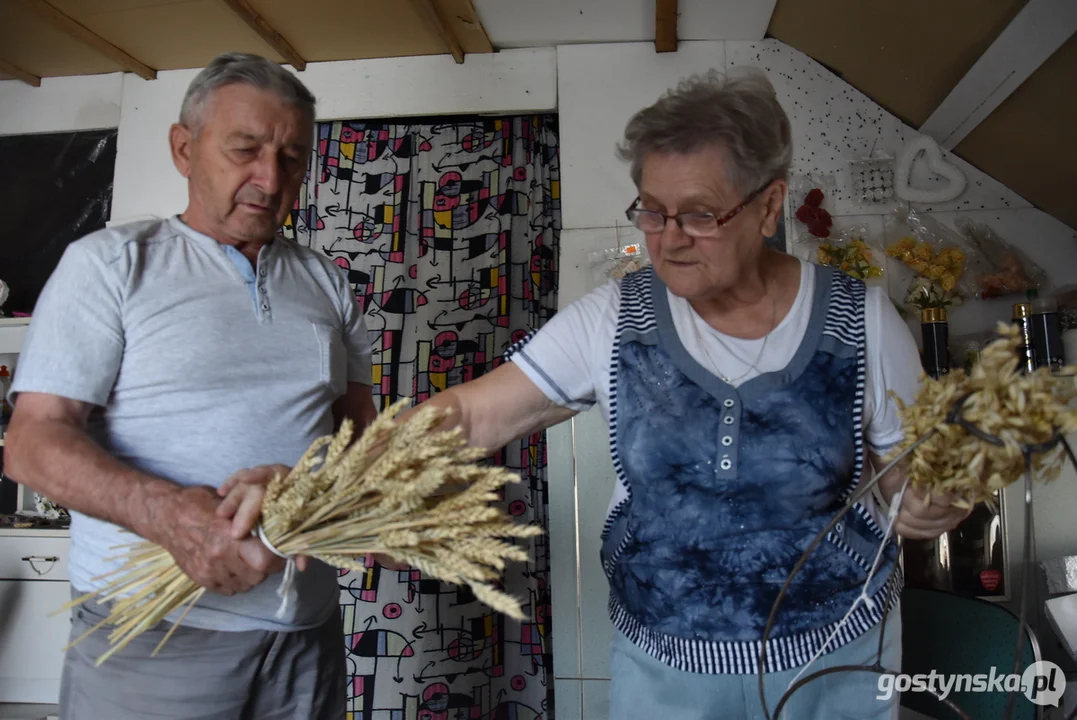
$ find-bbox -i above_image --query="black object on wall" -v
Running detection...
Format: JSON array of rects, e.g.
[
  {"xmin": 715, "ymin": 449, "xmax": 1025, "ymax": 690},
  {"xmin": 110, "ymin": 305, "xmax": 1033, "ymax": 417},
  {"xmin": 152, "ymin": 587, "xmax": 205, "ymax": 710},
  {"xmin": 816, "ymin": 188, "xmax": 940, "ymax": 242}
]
[{"xmin": 0, "ymin": 129, "xmax": 118, "ymax": 315}]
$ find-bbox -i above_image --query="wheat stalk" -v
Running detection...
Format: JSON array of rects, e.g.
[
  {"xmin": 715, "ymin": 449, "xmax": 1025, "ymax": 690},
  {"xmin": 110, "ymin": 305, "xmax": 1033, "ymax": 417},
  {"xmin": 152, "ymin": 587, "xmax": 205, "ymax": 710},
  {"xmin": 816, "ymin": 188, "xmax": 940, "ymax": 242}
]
[
  {"xmin": 887, "ymin": 322, "xmax": 1077, "ymax": 506},
  {"xmin": 60, "ymin": 400, "xmax": 541, "ymax": 665}
]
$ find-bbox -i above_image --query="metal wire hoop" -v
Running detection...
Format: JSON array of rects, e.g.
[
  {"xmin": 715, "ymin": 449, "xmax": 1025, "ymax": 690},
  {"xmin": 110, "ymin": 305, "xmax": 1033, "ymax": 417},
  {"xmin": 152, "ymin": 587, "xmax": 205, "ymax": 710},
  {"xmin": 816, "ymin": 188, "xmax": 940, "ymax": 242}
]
[{"xmin": 756, "ymin": 392, "xmax": 1076, "ymax": 720}]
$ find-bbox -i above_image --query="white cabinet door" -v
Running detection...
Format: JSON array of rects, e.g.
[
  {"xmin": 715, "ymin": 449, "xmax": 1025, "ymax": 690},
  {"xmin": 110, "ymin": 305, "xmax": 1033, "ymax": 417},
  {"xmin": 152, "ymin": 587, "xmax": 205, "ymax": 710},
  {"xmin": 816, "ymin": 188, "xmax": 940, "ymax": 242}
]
[{"xmin": 0, "ymin": 580, "xmax": 70, "ymax": 703}]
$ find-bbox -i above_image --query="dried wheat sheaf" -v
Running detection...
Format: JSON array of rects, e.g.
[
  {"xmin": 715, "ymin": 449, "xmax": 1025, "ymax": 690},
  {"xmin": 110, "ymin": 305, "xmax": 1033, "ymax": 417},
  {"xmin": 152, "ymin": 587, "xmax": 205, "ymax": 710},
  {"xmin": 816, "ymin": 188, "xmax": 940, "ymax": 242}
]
[
  {"xmin": 888, "ymin": 322, "xmax": 1077, "ymax": 506},
  {"xmin": 63, "ymin": 400, "xmax": 541, "ymax": 665}
]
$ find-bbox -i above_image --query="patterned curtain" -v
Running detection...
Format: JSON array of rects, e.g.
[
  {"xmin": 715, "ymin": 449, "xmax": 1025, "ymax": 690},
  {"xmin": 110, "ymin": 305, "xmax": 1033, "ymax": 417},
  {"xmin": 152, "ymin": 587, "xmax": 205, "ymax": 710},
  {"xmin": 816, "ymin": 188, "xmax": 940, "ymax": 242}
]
[{"xmin": 285, "ymin": 116, "xmax": 560, "ymax": 720}]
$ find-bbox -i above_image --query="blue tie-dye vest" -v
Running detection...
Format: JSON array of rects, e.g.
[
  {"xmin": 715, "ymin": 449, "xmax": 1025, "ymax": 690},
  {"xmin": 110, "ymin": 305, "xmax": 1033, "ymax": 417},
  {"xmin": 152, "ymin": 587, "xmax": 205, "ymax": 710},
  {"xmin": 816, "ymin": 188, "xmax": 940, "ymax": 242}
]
[{"xmin": 600, "ymin": 265, "xmax": 902, "ymax": 674}]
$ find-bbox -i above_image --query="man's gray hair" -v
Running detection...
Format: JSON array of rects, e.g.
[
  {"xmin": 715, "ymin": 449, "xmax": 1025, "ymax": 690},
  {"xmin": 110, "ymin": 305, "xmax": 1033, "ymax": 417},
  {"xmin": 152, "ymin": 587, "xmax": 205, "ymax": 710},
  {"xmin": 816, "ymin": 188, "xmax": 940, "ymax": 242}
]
[
  {"xmin": 617, "ymin": 68, "xmax": 792, "ymax": 197},
  {"xmin": 179, "ymin": 52, "xmax": 316, "ymax": 133}
]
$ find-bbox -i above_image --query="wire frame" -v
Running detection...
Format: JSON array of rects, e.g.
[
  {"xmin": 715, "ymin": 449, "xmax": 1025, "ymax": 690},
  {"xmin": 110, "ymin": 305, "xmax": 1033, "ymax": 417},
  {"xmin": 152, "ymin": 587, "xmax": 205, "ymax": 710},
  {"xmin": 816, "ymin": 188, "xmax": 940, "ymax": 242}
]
[{"xmin": 755, "ymin": 394, "xmax": 1077, "ymax": 720}]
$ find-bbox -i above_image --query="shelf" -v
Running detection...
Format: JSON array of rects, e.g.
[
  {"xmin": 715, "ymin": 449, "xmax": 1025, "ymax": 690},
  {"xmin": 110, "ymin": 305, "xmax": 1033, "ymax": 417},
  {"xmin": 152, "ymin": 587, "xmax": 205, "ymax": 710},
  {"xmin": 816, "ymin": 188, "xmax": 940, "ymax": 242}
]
[{"xmin": 0, "ymin": 528, "xmax": 69, "ymax": 538}]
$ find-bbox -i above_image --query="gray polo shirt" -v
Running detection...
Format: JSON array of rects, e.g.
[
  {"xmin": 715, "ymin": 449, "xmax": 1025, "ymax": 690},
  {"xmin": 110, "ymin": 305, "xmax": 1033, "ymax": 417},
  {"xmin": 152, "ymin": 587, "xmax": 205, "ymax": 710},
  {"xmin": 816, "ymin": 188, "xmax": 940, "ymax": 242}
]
[{"xmin": 11, "ymin": 216, "xmax": 373, "ymax": 632}]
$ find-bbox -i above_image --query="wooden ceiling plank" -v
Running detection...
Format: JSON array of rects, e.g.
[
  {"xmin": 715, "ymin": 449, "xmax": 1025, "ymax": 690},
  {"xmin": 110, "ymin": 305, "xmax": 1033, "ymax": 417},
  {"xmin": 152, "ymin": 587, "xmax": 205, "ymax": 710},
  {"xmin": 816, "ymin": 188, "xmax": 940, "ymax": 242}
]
[
  {"xmin": 655, "ymin": 0, "xmax": 678, "ymax": 53},
  {"xmin": 411, "ymin": 0, "xmax": 466, "ymax": 64},
  {"xmin": 0, "ymin": 58, "xmax": 41, "ymax": 87},
  {"xmin": 920, "ymin": 0, "xmax": 1077, "ymax": 149},
  {"xmin": 219, "ymin": 0, "xmax": 306, "ymax": 71},
  {"xmin": 461, "ymin": 0, "xmax": 494, "ymax": 53},
  {"xmin": 17, "ymin": 0, "xmax": 157, "ymax": 80}
]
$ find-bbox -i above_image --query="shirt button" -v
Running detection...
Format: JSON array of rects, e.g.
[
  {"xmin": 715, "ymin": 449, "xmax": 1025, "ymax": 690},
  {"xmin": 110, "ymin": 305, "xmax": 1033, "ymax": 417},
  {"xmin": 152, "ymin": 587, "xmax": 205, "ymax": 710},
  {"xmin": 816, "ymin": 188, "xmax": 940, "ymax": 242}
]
[
  {"xmin": 259, "ymin": 285, "xmax": 267, "ymax": 293},
  {"xmin": 259, "ymin": 268, "xmax": 267, "ymax": 277},
  {"xmin": 723, "ymin": 416, "xmax": 734, "ymax": 425},
  {"xmin": 261, "ymin": 303, "xmax": 269, "ymax": 311},
  {"xmin": 723, "ymin": 398, "xmax": 735, "ymax": 408},
  {"xmin": 721, "ymin": 436, "xmax": 733, "ymax": 446},
  {"xmin": 720, "ymin": 459, "xmax": 733, "ymax": 470}
]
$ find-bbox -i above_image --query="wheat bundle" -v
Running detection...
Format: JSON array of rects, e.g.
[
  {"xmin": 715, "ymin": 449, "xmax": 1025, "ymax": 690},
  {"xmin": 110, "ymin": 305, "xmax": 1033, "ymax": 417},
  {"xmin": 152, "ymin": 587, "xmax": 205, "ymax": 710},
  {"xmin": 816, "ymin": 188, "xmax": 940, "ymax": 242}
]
[
  {"xmin": 63, "ymin": 400, "xmax": 542, "ymax": 665},
  {"xmin": 887, "ymin": 322, "xmax": 1077, "ymax": 506}
]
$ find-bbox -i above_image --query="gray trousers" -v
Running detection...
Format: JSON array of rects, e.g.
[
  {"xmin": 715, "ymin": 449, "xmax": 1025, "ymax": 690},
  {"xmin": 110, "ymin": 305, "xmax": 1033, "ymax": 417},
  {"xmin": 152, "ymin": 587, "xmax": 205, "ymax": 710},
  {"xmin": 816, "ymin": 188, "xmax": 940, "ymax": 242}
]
[{"xmin": 60, "ymin": 590, "xmax": 346, "ymax": 720}]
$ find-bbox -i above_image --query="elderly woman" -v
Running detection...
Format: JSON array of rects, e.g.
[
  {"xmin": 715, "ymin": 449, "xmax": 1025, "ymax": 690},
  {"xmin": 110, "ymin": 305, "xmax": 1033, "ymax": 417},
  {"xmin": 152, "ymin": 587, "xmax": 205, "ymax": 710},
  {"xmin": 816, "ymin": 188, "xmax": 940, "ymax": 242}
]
[{"xmin": 410, "ymin": 70, "xmax": 969, "ymax": 718}]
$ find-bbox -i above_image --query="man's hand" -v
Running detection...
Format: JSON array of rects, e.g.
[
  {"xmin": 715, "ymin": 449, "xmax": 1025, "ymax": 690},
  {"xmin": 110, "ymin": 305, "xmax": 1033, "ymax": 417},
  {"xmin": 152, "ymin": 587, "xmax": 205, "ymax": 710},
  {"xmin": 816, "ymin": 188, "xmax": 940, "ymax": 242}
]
[
  {"xmin": 217, "ymin": 464, "xmax": 408, "ymax": 572},
  {"xmin": 159, "ymin": 485, "xmax": 285, "ymax": 595},
  {"xmin": 216, "ymin": 464, "xmax": 309, "ymax": 571}
]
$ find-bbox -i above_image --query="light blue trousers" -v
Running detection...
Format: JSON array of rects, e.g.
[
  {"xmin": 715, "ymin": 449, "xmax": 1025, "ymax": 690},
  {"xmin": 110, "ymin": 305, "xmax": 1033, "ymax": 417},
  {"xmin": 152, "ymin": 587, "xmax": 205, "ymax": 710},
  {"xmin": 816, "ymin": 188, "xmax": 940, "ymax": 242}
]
[{"xmin": 608, "ymin": 607, "xmax": 902, "ymax": 720}]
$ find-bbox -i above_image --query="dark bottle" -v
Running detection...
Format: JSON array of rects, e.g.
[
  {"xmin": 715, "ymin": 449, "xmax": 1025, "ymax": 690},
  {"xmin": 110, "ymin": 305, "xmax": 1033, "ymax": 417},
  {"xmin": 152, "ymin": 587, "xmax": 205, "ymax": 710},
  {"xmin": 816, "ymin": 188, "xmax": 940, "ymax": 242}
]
[
  {"xmin": 1031, "ymin": 296, "xmax": 1065, "ymax": 372},
  {"xmin": 1012, "ymin": 302, "xmax": 1036, "ymax": 373},
  {"xmin": 920, "ymin": 307, "xmax": 950, "ymax": 379}
]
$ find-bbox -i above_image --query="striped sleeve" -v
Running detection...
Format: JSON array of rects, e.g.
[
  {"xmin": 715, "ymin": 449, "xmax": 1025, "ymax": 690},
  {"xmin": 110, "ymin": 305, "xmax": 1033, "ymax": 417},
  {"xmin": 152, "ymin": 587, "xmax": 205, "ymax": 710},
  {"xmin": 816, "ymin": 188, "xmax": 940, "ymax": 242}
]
[
  {"xmin": 506, "ymin": 280, "xmax": 620, "ymax": 412},
  {"xmin": 863, "ymin": 286, "xmax": 922, "ymax": 454}
]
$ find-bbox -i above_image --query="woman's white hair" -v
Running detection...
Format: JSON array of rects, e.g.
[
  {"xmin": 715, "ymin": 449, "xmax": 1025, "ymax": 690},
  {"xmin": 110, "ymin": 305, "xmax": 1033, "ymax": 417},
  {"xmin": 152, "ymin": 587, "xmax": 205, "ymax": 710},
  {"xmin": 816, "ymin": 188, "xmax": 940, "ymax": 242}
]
[
  {"xmin": 179, "ymin": 52, "xmax": 316, "ymax": 135},
  {"xmin": 617, "ymin": 68, "xmax": 792, "ymax": 197}
]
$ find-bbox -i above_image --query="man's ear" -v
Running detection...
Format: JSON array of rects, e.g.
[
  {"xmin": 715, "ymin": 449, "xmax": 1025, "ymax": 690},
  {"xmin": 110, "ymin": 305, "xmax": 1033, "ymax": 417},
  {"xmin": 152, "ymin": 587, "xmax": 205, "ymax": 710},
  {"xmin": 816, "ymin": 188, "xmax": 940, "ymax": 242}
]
[
  {"xmin": 170, "ymin": 123, "xmax": 194, "ymax": 178},
  {"xmin": 759, "ymin": 179, "xmax": 787, "ymax": 239}
]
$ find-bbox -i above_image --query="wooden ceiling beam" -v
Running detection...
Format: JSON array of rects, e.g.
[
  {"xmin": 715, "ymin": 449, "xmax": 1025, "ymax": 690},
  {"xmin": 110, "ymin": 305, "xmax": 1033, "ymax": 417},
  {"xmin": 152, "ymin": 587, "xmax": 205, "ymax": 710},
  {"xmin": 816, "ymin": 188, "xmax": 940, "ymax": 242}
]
[
  {"xmin": 412, "ymin": 0, "xmax": 465, "ymax": 64},
  {"xmin": 17, "ymin": 0, "xmax": 156, "ymax": 80},
  {"xmin": 920, "ymin": 0, "xmax": 1077, "ymax": 149},
  {"xmin": 220, "ymin": 0, "xmax": 307, "ymax": 71},
  {"xmin": 655, "ymin": 0, "xmax": 678, "ymax": 53},
  {"xmin": 0, "ymin": 58, "xmax": 41, "ymax": 87}
]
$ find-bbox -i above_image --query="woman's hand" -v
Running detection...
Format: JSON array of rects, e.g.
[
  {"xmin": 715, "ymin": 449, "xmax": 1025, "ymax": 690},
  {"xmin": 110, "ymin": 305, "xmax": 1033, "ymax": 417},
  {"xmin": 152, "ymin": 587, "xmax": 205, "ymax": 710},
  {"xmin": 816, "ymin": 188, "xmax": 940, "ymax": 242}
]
[
  {"xmin": 888, "ymin": 485, "xmax": 972, "ymax": 540},
  {"xmin": 874, "ymin": 457, "xmax": 972, "ymax": 539},
  {"xmin": 216, "ymin": 464, "xmax": 309, "ymax": 572}
]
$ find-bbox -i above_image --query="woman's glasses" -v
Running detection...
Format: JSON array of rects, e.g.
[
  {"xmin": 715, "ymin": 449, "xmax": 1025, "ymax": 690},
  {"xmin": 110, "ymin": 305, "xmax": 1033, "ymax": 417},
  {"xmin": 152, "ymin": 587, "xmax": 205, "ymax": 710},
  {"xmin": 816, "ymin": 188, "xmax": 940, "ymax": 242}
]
[{"xmin": 625, "ymin": 185, "xmax": 766, "ymax": 238}]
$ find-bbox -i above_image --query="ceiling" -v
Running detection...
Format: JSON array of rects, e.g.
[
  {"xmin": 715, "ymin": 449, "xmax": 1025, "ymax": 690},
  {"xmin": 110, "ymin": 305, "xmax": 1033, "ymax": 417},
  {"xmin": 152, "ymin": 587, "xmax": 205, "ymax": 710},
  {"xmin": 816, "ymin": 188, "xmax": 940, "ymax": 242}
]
[
  {"xmin": 0, "ymin": 0, "xmax": 1073, "ymax": 229},
  {"xmin": 767, "ymin": 0, "xmax": 1076, "ymax": 231}
]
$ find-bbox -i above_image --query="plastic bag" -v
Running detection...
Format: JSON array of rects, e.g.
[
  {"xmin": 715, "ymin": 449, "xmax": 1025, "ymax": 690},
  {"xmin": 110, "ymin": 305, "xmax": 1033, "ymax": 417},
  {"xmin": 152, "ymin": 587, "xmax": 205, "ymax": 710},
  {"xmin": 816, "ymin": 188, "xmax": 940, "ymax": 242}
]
[
  {"xmin": 808, "ymin": 224, "xmax": 885, "ymax": 281},
  {"xmin": 588, "ymin": 242, "xmax": 650, "ymax": 286},
  {"xmin": 954, "ymin": 217, "xmax": 1048, "ymax": 300},
  {"xmin": 884, "ymin": 207, "xmax": 971, "ymax": 311},
  {"xmin": 849, "ymin": 155, "xmax": 895, "ymax": 205}
]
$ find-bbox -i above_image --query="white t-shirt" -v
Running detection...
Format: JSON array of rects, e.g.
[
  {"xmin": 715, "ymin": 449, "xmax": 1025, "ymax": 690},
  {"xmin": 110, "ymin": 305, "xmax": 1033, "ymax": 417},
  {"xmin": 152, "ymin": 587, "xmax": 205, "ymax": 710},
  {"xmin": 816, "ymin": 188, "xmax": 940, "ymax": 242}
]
[{"xmin": 514, "ymin": 260, "xmax": 922, "ymax": 457}]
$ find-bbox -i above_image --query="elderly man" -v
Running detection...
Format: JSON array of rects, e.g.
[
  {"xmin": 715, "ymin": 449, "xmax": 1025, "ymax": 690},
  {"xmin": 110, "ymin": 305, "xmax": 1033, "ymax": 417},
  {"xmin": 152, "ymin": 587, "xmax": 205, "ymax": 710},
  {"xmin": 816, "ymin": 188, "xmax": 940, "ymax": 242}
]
[{"xmin": 4, "ymin": 52, "xmax": 375, "ymax": 719}]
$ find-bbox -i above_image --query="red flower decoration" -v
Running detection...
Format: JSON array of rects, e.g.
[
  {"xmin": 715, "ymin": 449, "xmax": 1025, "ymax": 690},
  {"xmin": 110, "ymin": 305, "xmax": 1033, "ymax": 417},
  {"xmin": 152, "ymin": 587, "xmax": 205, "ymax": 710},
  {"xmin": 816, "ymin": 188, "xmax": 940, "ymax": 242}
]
[{"xmin": 796, "ymin": 188, "xmax": 832, "ymax": 238}]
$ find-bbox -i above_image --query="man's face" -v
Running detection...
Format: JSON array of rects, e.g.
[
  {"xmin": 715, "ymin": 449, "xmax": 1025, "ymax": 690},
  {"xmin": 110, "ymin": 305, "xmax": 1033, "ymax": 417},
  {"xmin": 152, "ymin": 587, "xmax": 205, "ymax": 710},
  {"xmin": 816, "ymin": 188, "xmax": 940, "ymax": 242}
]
[{"xmin": 170, "ymin": 83, "xmax": 312, "ymax": 244}]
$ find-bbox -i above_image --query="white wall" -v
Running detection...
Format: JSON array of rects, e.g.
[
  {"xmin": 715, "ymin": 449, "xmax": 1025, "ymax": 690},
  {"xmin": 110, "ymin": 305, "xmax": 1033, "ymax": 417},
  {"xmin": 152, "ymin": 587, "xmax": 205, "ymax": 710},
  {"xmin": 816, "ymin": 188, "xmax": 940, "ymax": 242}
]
[
  {"xmin": 3, "ymin": 39, "xmax": 1077, "ymax": 718},
  {"xmin": 107, "ymin": 48, "xmax": 557, "ymax": 224},
  {"xmin": 0, "ymin": 73, "xmax": 124, "ymax": 137}
]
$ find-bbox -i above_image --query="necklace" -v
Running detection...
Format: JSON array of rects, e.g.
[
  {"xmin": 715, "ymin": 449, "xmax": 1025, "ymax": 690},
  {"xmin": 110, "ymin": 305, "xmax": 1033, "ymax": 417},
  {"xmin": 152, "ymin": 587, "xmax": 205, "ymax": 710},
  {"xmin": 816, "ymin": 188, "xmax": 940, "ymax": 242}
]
[{"xmin": 691, "ymin": 287, "xmax": 778, "ymax": 385}]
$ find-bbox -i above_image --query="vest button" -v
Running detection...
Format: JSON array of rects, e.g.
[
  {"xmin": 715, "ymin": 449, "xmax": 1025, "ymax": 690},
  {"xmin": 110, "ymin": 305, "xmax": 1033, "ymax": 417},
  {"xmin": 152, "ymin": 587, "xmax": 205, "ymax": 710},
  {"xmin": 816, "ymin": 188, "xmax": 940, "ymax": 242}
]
[
  {"xmin": 720, "ymin": 459, "xmax": 732, "ymax": 470},
  {"xmin": 723, "ymin": 398, "xmax": 735, "ymax": 408},
  {"xmin": 721, "ymin": 436, "xmax": 733, "ymax": 446},
  {"xmin": 723, "ymin": 416, "xmax": 734, "ymax": 425}
]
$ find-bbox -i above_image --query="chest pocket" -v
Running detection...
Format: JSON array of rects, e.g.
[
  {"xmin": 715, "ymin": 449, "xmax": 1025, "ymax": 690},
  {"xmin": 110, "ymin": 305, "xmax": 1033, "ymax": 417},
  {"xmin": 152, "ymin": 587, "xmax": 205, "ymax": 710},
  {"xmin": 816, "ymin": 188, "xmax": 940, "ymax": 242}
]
[{"xmin": 312, "ymin": 323, "xmax": 347, "ymax": 396}]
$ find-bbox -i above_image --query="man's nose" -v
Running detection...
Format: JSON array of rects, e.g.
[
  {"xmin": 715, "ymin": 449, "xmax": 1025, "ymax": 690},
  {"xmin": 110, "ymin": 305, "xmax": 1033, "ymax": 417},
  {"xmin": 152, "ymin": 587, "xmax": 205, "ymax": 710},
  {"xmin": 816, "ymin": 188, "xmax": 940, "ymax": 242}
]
[{"xmin": 251, "ymin": 153, "xmax": 282, "ymax": 197}]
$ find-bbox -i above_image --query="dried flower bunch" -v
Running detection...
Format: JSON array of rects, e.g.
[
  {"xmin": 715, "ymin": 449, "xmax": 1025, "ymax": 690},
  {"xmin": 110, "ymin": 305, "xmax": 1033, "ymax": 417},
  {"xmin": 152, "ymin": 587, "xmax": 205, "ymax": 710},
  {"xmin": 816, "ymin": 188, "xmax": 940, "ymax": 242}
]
[
  {"xmin": 62, "ymin": 400, "xmax": 541, "ymax": 665},
  {"xmin": 816, "ymin": 237, "xmax": 884, "ymax": 281},
  {"xmin": 887, "ymin": 236, "xmax": 966, "ymax": 309},
  {"xmin": 888, "ymin": 323, "xmax": 1077, "ymax": 506}
]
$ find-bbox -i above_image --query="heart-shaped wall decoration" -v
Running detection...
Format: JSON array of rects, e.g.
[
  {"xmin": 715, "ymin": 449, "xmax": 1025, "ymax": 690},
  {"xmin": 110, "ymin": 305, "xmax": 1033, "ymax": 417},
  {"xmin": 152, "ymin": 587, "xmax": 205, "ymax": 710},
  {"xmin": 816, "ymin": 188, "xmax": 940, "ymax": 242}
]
[{"xmin": 894, "ymin": 135, "xmax": 967, "ymax": 204}]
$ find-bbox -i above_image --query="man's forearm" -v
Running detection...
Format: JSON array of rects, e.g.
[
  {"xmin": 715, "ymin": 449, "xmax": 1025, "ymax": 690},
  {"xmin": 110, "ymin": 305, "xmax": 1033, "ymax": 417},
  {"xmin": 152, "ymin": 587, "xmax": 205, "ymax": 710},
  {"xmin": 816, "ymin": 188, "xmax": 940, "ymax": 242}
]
[{"xmin": 5, "ymin": 418, "xmax": 181, "ymax": 544}]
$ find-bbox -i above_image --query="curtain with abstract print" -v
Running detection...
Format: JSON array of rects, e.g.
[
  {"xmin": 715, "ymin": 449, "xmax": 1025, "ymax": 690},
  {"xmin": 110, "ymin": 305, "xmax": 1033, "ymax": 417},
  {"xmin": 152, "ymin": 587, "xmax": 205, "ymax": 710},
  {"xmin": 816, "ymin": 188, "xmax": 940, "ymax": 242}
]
[{"xmin": 284, "ymin": 116, "xmax": 560, "ymax": 720}]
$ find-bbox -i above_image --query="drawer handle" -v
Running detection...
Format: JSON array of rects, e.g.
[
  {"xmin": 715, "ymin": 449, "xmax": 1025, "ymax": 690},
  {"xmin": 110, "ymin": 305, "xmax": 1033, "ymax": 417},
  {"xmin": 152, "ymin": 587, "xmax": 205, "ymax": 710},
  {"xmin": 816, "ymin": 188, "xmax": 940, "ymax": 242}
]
[{"xmin": 21, "ymin": 556, "xmax": 59, "ymax": 575}]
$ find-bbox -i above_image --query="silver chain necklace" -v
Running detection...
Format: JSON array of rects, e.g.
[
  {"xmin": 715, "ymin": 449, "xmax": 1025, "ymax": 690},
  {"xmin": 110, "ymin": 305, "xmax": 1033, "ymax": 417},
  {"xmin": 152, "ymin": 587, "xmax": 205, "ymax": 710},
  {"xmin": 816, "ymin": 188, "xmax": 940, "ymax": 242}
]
[{"xmin": 690, "ymin": 288, "xmax": 778, "ymax": 385}]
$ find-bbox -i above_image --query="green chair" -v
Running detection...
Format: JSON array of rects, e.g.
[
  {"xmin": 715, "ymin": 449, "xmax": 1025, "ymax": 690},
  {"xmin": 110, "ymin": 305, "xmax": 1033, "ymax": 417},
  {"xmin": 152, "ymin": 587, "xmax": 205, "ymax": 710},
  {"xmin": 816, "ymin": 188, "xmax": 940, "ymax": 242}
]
[{"xmin": 901, "ymin": 587, "xmax": 1042, "ymax": 720}]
